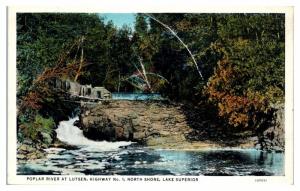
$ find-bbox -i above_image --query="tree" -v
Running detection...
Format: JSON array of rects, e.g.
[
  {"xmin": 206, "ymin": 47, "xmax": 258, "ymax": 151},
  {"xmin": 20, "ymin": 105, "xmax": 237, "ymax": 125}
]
[
  {"xmin": 17, "ymin": 13, "xmax": 107, "ymax": 98},
  {"xmin": 205, "ymin": 14, "xmax": 284, "ymax": 130}
]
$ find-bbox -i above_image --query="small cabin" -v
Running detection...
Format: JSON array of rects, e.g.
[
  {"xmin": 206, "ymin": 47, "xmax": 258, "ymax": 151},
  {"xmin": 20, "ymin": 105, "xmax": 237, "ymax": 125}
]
[
  {"xmin": 92, "ymin": 87, "xmax": 111, "ymax": 99},
  {"xmin": 78, "ymin": 85, "xmax": 112, "ymax": 99}
]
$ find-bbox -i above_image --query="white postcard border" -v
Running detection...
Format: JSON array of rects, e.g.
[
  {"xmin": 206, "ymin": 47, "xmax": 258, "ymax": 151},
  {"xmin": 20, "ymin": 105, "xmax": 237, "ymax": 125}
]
[{"xmin": 7, "ymin": 5, "xmax": 294, "ymax": 185}]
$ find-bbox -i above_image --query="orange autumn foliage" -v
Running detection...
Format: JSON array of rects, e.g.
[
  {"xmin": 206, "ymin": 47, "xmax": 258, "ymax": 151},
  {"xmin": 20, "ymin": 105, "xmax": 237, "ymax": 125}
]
[
  {"xmin": 21, "ymin": 91, "xmax": 43, "ymax": 110},
  {"xmin": 205, "ymin": 58, "xmax": 270, "ymax": 128}
]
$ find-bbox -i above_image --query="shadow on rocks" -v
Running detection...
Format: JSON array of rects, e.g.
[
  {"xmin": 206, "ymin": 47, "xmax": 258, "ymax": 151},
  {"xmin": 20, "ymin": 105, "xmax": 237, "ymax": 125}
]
[{"xmin": 180, "ymin": 102, "xmax": 256, "ymax": 147}]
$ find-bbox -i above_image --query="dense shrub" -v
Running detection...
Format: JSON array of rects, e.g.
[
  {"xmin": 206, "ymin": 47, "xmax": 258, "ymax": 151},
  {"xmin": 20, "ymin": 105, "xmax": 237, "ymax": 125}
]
[{"xmin": 19, "ymin": 114, "xmax": 55, "ymax": 144}]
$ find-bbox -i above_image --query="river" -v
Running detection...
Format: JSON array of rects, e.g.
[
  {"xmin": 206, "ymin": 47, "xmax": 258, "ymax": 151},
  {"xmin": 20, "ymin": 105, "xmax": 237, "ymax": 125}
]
[
  {"xmin": 17, "ymin": 117, "xmax": 284, "ymax": 176},
  {"xmin": 112, "ymin": 92, "xmax": 163, "ymax": 100}
]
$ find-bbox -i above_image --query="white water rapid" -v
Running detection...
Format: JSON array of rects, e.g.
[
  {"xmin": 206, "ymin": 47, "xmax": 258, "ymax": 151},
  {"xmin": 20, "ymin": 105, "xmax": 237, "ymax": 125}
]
[{"xmin": 56, "ymin": 117, "xmax": 132, "ymax": 151}]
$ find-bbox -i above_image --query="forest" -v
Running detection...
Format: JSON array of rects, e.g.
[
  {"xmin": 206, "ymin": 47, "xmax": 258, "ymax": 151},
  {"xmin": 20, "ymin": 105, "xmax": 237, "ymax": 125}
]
[{"xmin": 16, "ymin": 13, "xmax": 285, "ymax": 149}]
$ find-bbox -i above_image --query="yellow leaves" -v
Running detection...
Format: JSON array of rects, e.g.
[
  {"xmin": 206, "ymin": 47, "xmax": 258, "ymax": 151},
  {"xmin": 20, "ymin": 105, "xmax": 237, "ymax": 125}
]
[
  {"xmin": 229, "ymin": 113, "xmax": 249, "ymax": 127},
  {"xmin": 265, "ymin": 86, "xmax": 284, "ymax": 105},
  {"xmin": 175, "ymin": 20, "xmax": 191, "ymax": 31},
  {"xmin": 218, "ymin": 103, "xmax": 225, "ymax": 112},
  {"xmin": 227, "ymin": 37, "xmax": 250, "ymax": 52}
]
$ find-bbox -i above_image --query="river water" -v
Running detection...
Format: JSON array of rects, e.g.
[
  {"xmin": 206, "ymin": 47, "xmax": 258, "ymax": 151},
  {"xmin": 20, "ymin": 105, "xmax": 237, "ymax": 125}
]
[
  {"xmin": 17, "ymin": 117, "xmax": 284, "ymax": 176},
  {"xmin": 112, "ymin": 93, "xmax": 163, "ymax": 100}
]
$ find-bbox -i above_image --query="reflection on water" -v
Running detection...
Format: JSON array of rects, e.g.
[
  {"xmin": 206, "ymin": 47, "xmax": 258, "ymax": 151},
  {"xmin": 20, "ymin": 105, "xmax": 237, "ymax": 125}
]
[
  {"xmin": 17, "ymin": 147, "xmax": 284, "ymax": 176},
  {"xmin": 153, "ymin": 149, "xmax": 284, "ymax": 176}
]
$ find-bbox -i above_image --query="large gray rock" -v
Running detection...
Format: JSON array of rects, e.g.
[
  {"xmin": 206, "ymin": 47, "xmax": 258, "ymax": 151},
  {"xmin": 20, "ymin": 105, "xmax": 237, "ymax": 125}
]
[
  {"xmin": 79, "ymin": 101, "xmax": 191, "ymax": 145},
  {"xmin": 78, "ymin": 101, "xmax": 284, "ymax": 151},
  {"xmin": 261, "ymin": 104, "xmax": 285, "ymax": 151},
  {"xmin": 40, "ymin": 132, "xmax": 53, "ymax": 145}
]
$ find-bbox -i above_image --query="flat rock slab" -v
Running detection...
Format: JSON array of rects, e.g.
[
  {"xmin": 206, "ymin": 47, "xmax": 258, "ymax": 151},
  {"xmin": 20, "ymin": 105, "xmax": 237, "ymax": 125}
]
[
  {"xmin": 79, "ymin": 101, "xmax": 193, "ymax": 145},
  {"xmin": 78, "ymin": 100, "xmax": 257, "ymax": 150}
]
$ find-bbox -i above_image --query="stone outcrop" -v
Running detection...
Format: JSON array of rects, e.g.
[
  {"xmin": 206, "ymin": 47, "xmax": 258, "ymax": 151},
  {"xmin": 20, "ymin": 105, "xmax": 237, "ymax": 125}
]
[
  {"xmin": 77, "ymin": 100, "xmax": 284, "ymax": 151},
  {"xmin": 78, "ymin": 100, "xmax": 259, "ymax": 149},
  {"xmin": 78, "ymin": 100, "xmax": 200, "ymax": 148},
  {"xmin": 256, "ymin": 104, "xmax": 285, "ymax": 151},
  {"xmin": 17, "ymin": 139, "xmax": 46, "ymax": 161}
]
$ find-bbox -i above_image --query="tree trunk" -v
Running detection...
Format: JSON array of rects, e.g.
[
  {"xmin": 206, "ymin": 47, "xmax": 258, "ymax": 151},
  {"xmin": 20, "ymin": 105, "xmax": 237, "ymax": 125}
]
[{"xmin": 74, "ymin": 47, "xmax": 83, "ymax": 82}]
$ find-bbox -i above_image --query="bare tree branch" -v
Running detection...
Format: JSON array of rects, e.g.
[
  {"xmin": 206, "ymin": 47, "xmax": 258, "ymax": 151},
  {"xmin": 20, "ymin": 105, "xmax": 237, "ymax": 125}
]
[
  {"xmin": 74, "ymin": 36, "xmax": 85, "ymax": 82},
  {"xmin": 138, "ymin": 57, "xmax": 152, "ymax": 90},
  {"xmin": 144, "ymin": 13, "xmax": 204, "ymax": 80},
  {"xmin": 146, "ymin": 72, "xmax": 170, "ymax": 84}
]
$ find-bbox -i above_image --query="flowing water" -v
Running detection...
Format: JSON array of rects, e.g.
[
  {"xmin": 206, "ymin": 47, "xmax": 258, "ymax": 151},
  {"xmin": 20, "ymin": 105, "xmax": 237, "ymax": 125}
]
[
  {"xmin": 112, "ymin": 93, "xmax": 163, "ymax": 100},
  {"xmin": 17, "ymin": 117, "xmax": 284, "ymax": 176}
]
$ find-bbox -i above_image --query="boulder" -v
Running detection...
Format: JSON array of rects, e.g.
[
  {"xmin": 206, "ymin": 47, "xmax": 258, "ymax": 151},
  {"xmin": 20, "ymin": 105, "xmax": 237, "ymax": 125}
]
[
  {"xmin": 77, "ymin": 100, "xmax": 281, "ymax": 150},
  {"xmin": 78, "ymin": 100, "xmax": 191, "ymax": 145},
  {"xmin": 40, "ymin": 132, "xmax": 53, "ymax": 145},
  {"xmin": 258, "ymin": 104, "xmax": 285, "ymax": 151}
]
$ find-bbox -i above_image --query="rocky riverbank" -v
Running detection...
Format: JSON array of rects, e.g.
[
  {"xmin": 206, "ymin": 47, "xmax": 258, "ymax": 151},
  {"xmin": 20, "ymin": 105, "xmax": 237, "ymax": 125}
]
[
  {"xmin": 257, "ymin": 104, "xmax": 285, "ymax": 151},
  {"xmin": 17, "ymin": 138, "xmax": 78, "ymax": 162},
  {"xmin": 17, "ymin": 100, "xmax": 284, "ymax": 162},
  {"xmin": 17, "ymin": 140, "xmax": 46, "ymax": 161}
]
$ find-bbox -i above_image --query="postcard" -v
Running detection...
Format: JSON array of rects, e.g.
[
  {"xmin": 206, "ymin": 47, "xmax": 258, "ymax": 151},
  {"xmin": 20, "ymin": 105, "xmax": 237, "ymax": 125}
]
[{"xmin": 7, "ymin": 5, "xmax": 294, "ymax": 185}]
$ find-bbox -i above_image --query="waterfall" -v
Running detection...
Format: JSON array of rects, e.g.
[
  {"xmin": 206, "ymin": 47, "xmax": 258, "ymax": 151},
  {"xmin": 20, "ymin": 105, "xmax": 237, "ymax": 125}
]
[{"xmin": 56, "ymin": 117, "xmax": 132, "ymax": 151}]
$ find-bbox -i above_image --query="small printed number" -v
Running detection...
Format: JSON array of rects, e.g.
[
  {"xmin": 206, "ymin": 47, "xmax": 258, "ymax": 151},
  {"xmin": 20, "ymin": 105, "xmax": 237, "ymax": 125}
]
[{"xmin": 255, "ymin": 179, "xmax": 267, "ymax": 182}]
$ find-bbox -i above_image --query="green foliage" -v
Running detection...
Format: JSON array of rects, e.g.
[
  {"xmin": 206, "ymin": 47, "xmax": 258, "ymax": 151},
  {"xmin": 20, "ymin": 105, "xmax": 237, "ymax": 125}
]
[
  {"xmin": 135, "ymin": 14, "xmax": 148, "ymax": 36},
  {"xmin": 16, "ymin": 13, "xmax": 137, "ymax": 143},
  {"xmin": 205, "ymin": 14, "xmax": 284, "ymax": 129},
  {"xmin": 16, "ymin": 13, "xmax": 285, "ymax": 136},
  {"xmin": 19, "ymin": 114, "xmax": 55, "ymax": 144},
  {"xmin": 139, "ymin": 13, "xmax": 284, "ymax": 105},
  {"xmin": 17, "ymin": 13, "xmax": 107, "ymax": 97}
]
